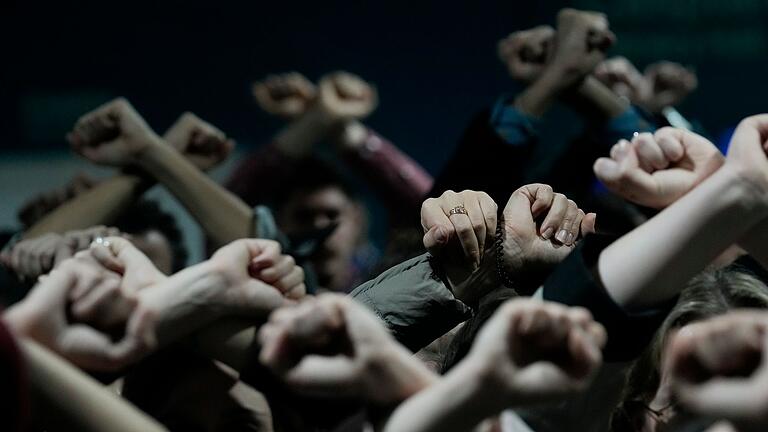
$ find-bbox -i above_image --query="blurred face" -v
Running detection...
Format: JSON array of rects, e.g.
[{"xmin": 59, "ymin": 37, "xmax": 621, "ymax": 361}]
[
  {"xmin": 130, "ymin": 229, "xmax": 174, "ymax": 275},
  {"xmin": 279, "ymin": 185, "xmax": 365, "ymax": 291}
]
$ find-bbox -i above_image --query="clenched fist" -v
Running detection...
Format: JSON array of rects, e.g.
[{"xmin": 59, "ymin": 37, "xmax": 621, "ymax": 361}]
[{"xmin": 253, "ymin": 72, "xmax": 317, "ymax": 119}]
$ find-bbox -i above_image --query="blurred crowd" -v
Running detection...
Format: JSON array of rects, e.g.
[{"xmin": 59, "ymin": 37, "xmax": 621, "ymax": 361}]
[{"xmin": 2, "ymin": 8, "xmax": 768, "ymax": 432}]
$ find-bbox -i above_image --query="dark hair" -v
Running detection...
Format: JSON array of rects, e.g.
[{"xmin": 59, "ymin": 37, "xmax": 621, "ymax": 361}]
[
  {"xmin": 609, "ymin": 267, "xmax": 768, "ymax": 431},
  {"xmin": 113, "ymin": 200, "xmax": 187, "ymax": 273}
]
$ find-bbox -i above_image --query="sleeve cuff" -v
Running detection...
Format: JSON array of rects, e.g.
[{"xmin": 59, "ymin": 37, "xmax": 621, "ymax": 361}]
[{"xmin": 489, "ymin": 94, "xmax": 543, "ymax": 146}]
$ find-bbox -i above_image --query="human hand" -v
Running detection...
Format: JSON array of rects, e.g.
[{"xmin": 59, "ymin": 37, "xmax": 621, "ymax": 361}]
[
  {"xmin": 208, "ymin": 239, "xmax": 306, "ymax": 312},
  {"xmin": 163, "ymin": 112, "xmax": 235, "ymax": 171},
  {"xmin": 643, "ymin": 61, "xmax": 698, "ymax": 113},
  {"xmin": 421, "ymin": 190, "xmax": 498, "ymax": 269},
  {"xmin": 67, "ymin": 98, "xmax": 160, "ymax": 167},
  {"xmin": 463, "ymin": 298, "xmax": 605, "ymax": 406},
  {"xmin": 3, "ymin": 257, "xmax": 152, "ymax": 371},
  {"xmin": 594, "ymin": 128, "xmax": 725, "ymax": 209},
  {"xmin": 594, "ymin": 56, "xmax": 650, "ymax": 103},
  {"xmin": 667, "ymin": 311, "xmax": 768, "ymax": 430},
  {"xmin": 548, "ymin": 9, "xmax": 616, "ymax": 87},
  {"xmin": 722, "ymin": 115, "xmax": 768, "ymax": 206},
  {"xmin": 499, "ymin": 184, "xmax": 596, "ymax": 285},
  {"xmin": 259, "ymin": 294, "xmax": 434, "ymax": 405},
  {"xmin": 253, "ymin": 72, "xmax": 317, "ymax": 119},
  {"xmin": 1, "ymin": 226, "xmax": 121, "ymax": 281},
  {"xmin": 315, "ymin": 71, "xmax": 378, "ymax": 122},
  {"xmin": 497, "ymin": 26, "xmax": 555, "ymax": 83}
]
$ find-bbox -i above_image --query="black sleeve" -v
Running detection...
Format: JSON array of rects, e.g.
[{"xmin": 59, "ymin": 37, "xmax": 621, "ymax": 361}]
[{"xmin": 542, "ymin": 235, "xmax": 677, "ymax": 362}]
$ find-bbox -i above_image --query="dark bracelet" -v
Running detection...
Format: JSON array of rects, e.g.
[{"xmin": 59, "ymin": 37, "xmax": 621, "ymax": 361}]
[{"xmin": 495, "ymin": 224, "xmax": 515, "ymax": 289}]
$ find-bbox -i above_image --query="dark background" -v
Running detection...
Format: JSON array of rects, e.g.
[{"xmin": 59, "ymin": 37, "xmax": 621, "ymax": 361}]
[{"xmin": 2, "ymin": 0, "xmax": 767, "ymax": 175}]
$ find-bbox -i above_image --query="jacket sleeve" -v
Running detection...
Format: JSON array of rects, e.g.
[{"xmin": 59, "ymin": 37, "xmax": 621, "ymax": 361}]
[
  {"xmin": 541, "ymin": 234, "xmax": 676, "ymax": 362},
  {"xmin": 349, "ymin": 253, "xmax": 471, "ymax": 352}
]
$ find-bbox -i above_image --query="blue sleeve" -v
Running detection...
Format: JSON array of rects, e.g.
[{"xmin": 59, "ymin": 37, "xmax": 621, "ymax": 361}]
[
  {"xmin": 592, "ymin": 106, "xmax": 657, "ymax": 149},
  {"xmin": 489, "ymin": 94, "xmax": 544, "ymax": 146}
]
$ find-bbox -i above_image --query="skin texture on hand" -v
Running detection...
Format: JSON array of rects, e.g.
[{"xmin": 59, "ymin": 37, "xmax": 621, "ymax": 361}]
[
  {"xmin": 421, "ymin": 190, "xmax": 498, "ymax": 269},
  {"xmin": 162, "ymin": 112, "xmax": 235, "ymax": 171},
  {"xmin": 548, "ymin": 9, "xmax": 615, "ymax": 88},
  {"xmin": 315, "ymin": 71, "xmax": 378, "ymax": 122},
  {"xmin": 500, "ymin": 184, "xmax": 596, "ymax": 285},
  {"xmin": 68, "ymin": 98, "xmax": 161, "ymax": 167},
  {"xmin": 259, "ymin": 294, "xmax": 437, "ymax": 406},
  {"xmin": 1, "ymin": 226, "xmax": 121, "ymax": 281},
  {"xmin": 253, "ymin": 72, "xmax": 317, "ymax": 119},
  {"xmin": 381, "ymin": 298, "xmax": 605, "ymax": 432},
  {"xmin": 4, "ymin": 257, "xmax": 152, "ymax": 372},
  {"xmin": 643, "ymin": 61, "xmax": 698, "ymax": 114},
  {"xmin": 594, "ymin": 56, "xmax": 650, "ymax": 103},
  {"xmin": 594, "ymin": 128, "xmax": 725, "ymax": 209},
  {"xmin": 667, "ymin": 311, "xmax": 768, "ymax": 431},
  {"xmin": 466, "ymin": 298, "xmax": 606, "ymax": 404},
  {"xmin": 497, "ymin": 26, "xmax": 555, "ymax": 83}
]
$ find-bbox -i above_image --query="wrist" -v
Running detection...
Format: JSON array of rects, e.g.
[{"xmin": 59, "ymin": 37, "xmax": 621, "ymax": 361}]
[
  {"xmin": 333, "ymin": 120, "xmax": 368, "ymax": 151},
  {"xmin": 132, "ymin": 133, "xmax": 169, "ymax": 169},
  {"xmin": 363, "ymin": 342, "xmax": 438, "ymax": 404},
  {"xmin": 718, "ymin": 164, "xmax": 768, "ymax": 217}
]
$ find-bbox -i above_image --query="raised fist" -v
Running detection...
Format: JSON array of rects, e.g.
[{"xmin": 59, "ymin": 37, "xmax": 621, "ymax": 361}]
[
  {"xmin": 316, "ymin": 71, "xmax": 378, "ymax": 122},
  {"xmin": 68, "ymin": 98, "xmax": 158, "ymax": 167},
  {"xmin": 497, "ymin": 26, "xmax": 555, "ymax": 83},
  {"xmin": 499, "ymin": 184, "xmax": 596, "ymax": 288},
  {"xmin": 253, "ymin": 72, "xmax": 317, "ymax": 119},
  {"xmin": 550, "ymin": 9, "xmax": 616, "ymax": 86},
  {"xmin": 594, "ymin": 56, "xmax": 650, "ymax": 103},
  {"xmin": 643, "ymin": 61, "xmax": 698, "ymax": 113},
  {"xmin": 593, "ymin": 128, "xmax": 724, "ymax": 209},
  {"xmin": 668, "ymin": 311, "xmax": 768, "ymax": 429},
  {"xmin": 163, "ymin": 112, "xmax": 235, "ymax": 171},
  {"xmin": 259, "ymin": 294, "xmax": 432, "ymax": 405},
  {"xmin": 465, "ymin": 298, "xmax": 605, "ymax": 405}
]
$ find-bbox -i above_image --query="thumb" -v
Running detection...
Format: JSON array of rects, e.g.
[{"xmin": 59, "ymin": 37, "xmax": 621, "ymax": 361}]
[{"xmin": 423, "ymin": 225, "xmax": 452, "ymax": 254}]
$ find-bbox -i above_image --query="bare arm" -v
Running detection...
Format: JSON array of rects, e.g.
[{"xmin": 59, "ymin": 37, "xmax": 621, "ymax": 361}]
[
  {"xmin": 597, "ymin": 116, "xmax": 768, "ymax": 309},
  {"xmin": 135, "ymin": 139, "xmax": 253, "ymax": 248},
  {"xmin": 21, "ymin": 338, "xmax": 167, "ymax": 432},
  {"xmin": 23, "ymin": 175, "xmax": 149, "ymax": 240},
  {"xmin": 29, "ymin": 112, "xmax": 234, "ymax": 241}
]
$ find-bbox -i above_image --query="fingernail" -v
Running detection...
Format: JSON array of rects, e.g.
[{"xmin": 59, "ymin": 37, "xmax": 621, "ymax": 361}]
[
  {"xmin": 542, "ymin": 227, "xmax": 554, "ymax": 239},
  {"xmin": 567, "ymin": 232, "xmax": 575, "ymax": 245},
  {"xmin": 556, "ymin": 229, "xmax": 568, "ymax": 243}
]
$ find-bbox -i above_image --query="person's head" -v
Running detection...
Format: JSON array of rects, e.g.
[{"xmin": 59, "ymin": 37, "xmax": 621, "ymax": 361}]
[
  {"xmin": 610, "ymin": 267, "xmax": 768, "ymax": 432},
  {"xmin": 273, "ymin": 158, "xmax": 367, "ymax": 292},
  {"xmin": 113, "ymin": 200, "xmax": 187, "ymax": 275}
]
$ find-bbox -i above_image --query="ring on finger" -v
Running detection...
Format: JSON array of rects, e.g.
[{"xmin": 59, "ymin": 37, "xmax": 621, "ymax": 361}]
[{"xmin": 448, "ymin": 206, "xmax": 468, "ymax": 216}]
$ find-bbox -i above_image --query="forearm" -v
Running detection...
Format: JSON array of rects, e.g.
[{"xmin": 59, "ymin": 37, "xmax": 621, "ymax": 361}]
[
  {"xmin": 514, "ymin": 69, "xmax": 568, "ymax": 118},
  {"xmin": 381, "ymin": 359, "xmax": 498, "ymax": 432},
  {"xmin": 561, "ymin": 75, "xmax": 629, "ymax": 121},
  {"xmin": 136, "ymin": 139, "xmax": 252, "ymax": 248},
  {"xmin": 138, "ymin": 262, "xmax": 234, "ymax": 347},
  {"xmin": 598, "ymin": 167, "xmax": 766, "ymax": 308},
  {"xmin": 272, "ymin": 107, "xmax": 337, "ymax": 157},
  {"xmin": 22, "ymin": 338, "xmax": 167, "ymax": 432},
  {"xmin": 186, "ymin": 319, "xmax": 257, "ymax": 372},
  {"xmin": 24, "ymin": 175, "xmax": 151, "ymax": 239}
]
